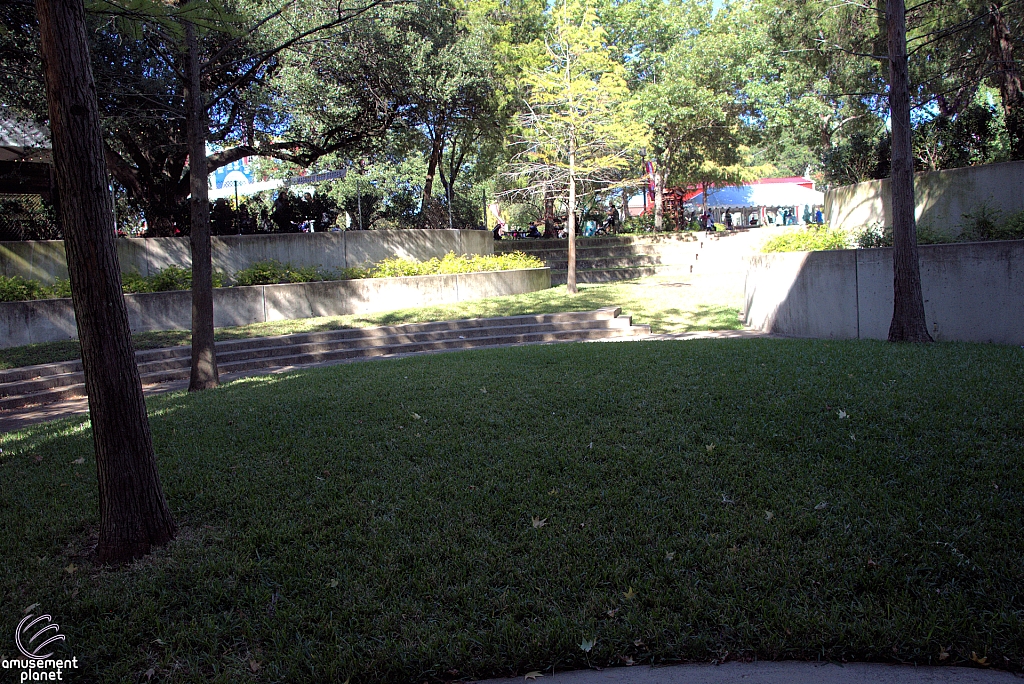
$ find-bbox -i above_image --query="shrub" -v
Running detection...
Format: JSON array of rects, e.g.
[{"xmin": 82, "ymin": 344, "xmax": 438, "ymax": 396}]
[
  {"xmin": 122, "ymin": 266, "xmax": 226, "ymax": 293},
  {"xmin": 761, "ymin": 225, "xmax": 851, "ymax": 253},
  {"xmin": 368, "ymin": 252, "xmax": 544, "ymax": 278},
  {"xmin": 233, "ymin": 260, "xmax": 343, "ymax": 286},
  {"xmin": 0, "ymin": 275, "xmax": 72, "ymax": 301}
]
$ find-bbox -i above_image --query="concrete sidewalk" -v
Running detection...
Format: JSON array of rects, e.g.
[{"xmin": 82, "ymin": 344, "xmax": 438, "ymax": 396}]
[{"xmin": 475, "ymin": 661, "xmax": 1021, "ymax": 684}]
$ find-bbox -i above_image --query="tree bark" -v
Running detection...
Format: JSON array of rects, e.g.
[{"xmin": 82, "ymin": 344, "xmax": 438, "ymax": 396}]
[
  {"xmin": 989, "ymin": 2, "xmax": 1024, "ymax": 158},
  {"xmin": 653, "ymin": 172, "xmax": 664, "ymax": 232},
  {"xmin": 422, "ymin": 128, "xmax": 443, "ymax": 201},
  {"xmin": 886, "ymin": 0, "xmax": 933, "ymax": 342},
  {"xmin": 542, "ymin": 183, "xmax": 556, "ymax": 238},
  {"xmin": 35, "ymin": 0, "xmax": 176, "ymax": 564},
  {"xmin": 567, "ymin": 141, "xmax": 578, "ymax": 294},
  {"xmin": 184, "ymin": 19, "xmax": 220, "ymax": 390}
]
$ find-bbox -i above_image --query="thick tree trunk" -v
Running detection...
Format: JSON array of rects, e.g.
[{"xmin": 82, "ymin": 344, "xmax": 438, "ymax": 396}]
[
  {"xmin": 184, "ymin": 20, "xmax": 220, "ymax": 390},
  {"xmin": 886, "ymin": 0, "xmax": 933, "ymax": 342},
  {"xmin": 567, "ymin": 143, "xmax": 577, "ymax": 294},
  {"xmin": 989, "ymin": 2, "xmax": 1024, "ymax": 158},
  {"xmin": 35, "ymin": 0, "xmax": 176, "ymax": 564}
]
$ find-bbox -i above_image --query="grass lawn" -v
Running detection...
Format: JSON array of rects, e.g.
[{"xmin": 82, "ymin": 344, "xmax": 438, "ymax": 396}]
[
  {"xmin": 2, "ymin": 338, "xmax": 1023, "ymax": 682},
  {"xmin": 0, "ymin": 278, "xmax": 742, "ymax": 370}
]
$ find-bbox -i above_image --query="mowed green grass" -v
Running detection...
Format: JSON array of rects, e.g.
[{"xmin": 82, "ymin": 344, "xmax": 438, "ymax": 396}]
[
  {"xmin": 2, "ymin": 339, "xmax": 1023, "ymax": 682},
  {"xmin": 0, "ymin": 278, "xmax": 741, "ymax": 370}
]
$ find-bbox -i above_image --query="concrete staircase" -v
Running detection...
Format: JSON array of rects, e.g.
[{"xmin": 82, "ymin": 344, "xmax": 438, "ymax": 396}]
[
  {"xmin": 0, "ymin": 308, "xmax": 650, "ymax": 411},
  {"xmin": 495, "ymin": 234, "xmax": 697, "ymax": 285}
]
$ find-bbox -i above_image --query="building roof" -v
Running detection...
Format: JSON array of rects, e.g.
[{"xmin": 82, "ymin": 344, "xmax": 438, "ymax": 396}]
[{"xmin": 0, "ymin": 111, "xmax": 51, "ymax": 162}]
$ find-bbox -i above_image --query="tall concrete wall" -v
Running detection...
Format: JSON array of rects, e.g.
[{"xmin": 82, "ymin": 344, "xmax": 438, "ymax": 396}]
[
  {"xmin": 0, "ymin": 267, "xmax": 550, "ymax": 348},
  {"xmin": 0, "ymin": 229, "xmax": 494, "ymax": 284},
  {"xmin": 825, "ymin": 161, "xmax": 1024, "ymax": 237},
  {"xmin": 744, "ymin": 240, "xmax": 1024, "ymax": 344}
]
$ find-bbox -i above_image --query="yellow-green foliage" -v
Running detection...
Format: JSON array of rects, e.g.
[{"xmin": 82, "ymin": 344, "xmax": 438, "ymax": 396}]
[
  {"xmin": 762, "ymin": 226, "xmax": 850, "ymax": 253},
  {"xmin": 369, "ymin": 252, "xmax": 544, "ymax": 278}
]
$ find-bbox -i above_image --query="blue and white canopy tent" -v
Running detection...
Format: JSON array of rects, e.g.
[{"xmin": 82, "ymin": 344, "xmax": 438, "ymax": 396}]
[{"xmin": 689, "ymin": 183, "xmax": 824, "ymax": 208}]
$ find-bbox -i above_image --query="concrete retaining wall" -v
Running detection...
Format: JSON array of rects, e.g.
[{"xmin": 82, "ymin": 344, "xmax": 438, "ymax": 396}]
[
  {"xmin": 744, "ymin": 240, "xmax": 1024, "ymax": 344},
  {"xmin": 0, "ymin": 229, "xmax": 494, "ymax": 284},
  {"xmin": 825, "ymin": 161, "xmax": 1024, "ymax": 237},
  {"xmin": 0, "ymin": 267, "xmax": 550, "ymax": 348}
]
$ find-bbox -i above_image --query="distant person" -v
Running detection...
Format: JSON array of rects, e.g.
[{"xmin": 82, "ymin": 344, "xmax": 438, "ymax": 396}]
[
  {"xmin": 724, "ymin": 208, "xmax": 733, "ymax": 230},
  {"xmin": 815, "ymin": 208, "xmax": 824, "ymax": 224},
  {"xmin": 271, "ymin": 193, "xmax": 295, "ymax": 232}
]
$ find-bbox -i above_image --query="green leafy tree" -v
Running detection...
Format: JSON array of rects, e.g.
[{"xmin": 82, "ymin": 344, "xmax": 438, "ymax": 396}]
[{"xmin": 508, "ymin": 0, "xmax": 645, "ymax": 292}]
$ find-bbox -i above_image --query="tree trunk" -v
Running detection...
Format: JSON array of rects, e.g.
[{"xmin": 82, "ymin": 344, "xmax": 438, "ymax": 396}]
[
  {"xmin": 989, "ymin": 2, "xmax": 1024, "ymax": 158},
  {"xmin": 184, "ymin": 20, "xmax": 220, "ymax": 390},
  {"xmin": 621, "ymin": 186, "xmax": 630, "ymax": 231},
  {"xmin": 542, "ymin": 183, "xmax": 555, "ymax": 238},
  {"xmin": 422, "ymin": 129, "xmax": 443, "ymax": 201},
  {"xmin": 35, "ymin": 0, "xmax": 176, "ymax": 564},
  {"xmin": 567, "ymin": 141, "xmax": 577, "ymax": 294},
  {"xmin": 653, "ymin": 172, "xmax": 664, "ymax": 232},
  {"xmin": 886, "ymin": 0, "xmax": 932, "ymax": 342}
]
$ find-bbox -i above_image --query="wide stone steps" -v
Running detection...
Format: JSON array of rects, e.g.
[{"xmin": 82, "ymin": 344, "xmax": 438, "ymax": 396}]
[
  {"xmin": 0, "ymin": 308, "xmax": 650, "ymax": 411},
  {"xmin": 495, "ymin": 234, "xmax": 699, "ymax": 283}
]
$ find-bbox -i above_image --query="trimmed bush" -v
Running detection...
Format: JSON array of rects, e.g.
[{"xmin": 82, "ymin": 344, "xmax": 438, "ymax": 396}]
[
  {"xmin": 761, "ymin": 225, "xmax": 850, "ymax": 253},
  {"xmin": 0, "ymin": 275, "xmax": 70, "ymax": 302},
  {"xmin": 122, "ymin": 266, "xmax": 226, "ymax": 293}
]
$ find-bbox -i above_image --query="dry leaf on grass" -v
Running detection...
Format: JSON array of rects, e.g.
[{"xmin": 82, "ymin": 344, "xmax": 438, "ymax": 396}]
[
  {"xmin": 814, "ymin": 501, "xmax": 828, "ymax": 511},
  {"xmin": 531, "ymin": 516, "xmax": 547, "ymax": 529},
  {"xmin": 580, "ymin": 638, "xmax": 595, "ymax": 652},
  {"xmin": 73, "ymin": 458, "xmax": 85, "ymax": 465},
  {"xmin": 623, "ymin": 586, "xmax": 636, "ymax": 600},
  {"xmin": 524, "ymin": 671, "xmax": 543, "ymax": 680}
]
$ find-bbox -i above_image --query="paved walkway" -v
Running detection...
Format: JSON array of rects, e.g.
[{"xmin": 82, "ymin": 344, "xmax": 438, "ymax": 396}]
[{"xmin": 475, "ymin": 661, "xmax": 1022, "ymax": 684}]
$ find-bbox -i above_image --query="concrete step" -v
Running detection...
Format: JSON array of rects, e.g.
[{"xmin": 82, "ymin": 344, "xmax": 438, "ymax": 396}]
[
  {"xmin": 0, "ymin": 308, "xmax": 649, "ymax": 411},
  {"xmin": 551, "ymin": 265, "xmax": 683, "ymax": 285},
  {"xmin": 543, "ymin": 255, "xmax": 663, "ymax": 271}
]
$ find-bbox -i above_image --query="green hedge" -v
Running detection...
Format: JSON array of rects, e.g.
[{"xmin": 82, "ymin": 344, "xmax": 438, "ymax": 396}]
[
  {"xmin": 761, "ymin": 225, "xmax": 851, "ymax": 253},
  {"xmin": 0, "ymin": 252, "xmax": 545, "ymax": 302}
]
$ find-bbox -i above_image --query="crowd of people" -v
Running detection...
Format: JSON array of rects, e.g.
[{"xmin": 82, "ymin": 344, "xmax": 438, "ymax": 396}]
[{"xmin": 208, "ymin": 191, "xmax": 343, "ymax": 236}]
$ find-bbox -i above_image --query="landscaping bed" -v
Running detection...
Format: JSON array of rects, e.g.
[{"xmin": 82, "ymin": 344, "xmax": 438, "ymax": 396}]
[{"xmin": 1, "ymin": 338, "xmax": 1023, "ymax": 681}]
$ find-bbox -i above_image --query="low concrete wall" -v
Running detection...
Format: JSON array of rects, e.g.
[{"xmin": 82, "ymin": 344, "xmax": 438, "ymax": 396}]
[
  {"xmin": 0, "ymin": 267, "xmax": 550, "ymax": 348},
  {"xmin": 825, "ymin": 161, "xmax": 1024, "ymax": 237},
  {"xmin": 0, "ymin": 229, "xmax": 494, "ymax": 284},
  {"xmin": 744, "ymin": 241, "xmax": 1024, "ymax": 344}
]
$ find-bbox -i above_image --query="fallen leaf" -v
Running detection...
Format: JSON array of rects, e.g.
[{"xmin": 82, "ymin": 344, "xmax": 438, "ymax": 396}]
[
  {"xmin": 939, "ymin": 647, "xmax": 950, "ymax": 661},
  {"xmin": 765, "ymin": 511, "xmax": 774, "ymax": 521},
  {"xmin": 531, "ymin": 516, "xmax": 547, "ymax": 529},
  {"xmin": 524, "ymin": 671, "xmax": 543, "ymax": 680},
  {"xmin": 623, "ymin": 586, "xmax": 636, "ymax": 600},
  {"xmin": 65, "ymin": 563, "xmax": 77, "ymax": 574},
  {"xmin": 721, "ymin": 495, "xmax": 735, "ymax": 505},
  {"xmin": 73, "ymin": 458, "xmax": 85, "ymax": 465},
  {"xmin": 548, "ymin": 489, "xmax": 558, "ymax": 495},
  {"xmin": 606, "ymin": 608, "xmax": 619, "ymax": 618},
  {"xmin": 814, "ymin": 501, "xmax": 829, "ymax": 511},
  {"xmin": 971, "ymin": 651, "xmax": 989, "ymax": 666},
  {"xmin": 249, "ymin": 659, "xmax": 260, "ymax": 673},
  {"xmin": 588, "ymin": 442, "xmax": 593, "ymax": 449},
  {"xmin": 867, "ymin": 559, "xmax": 879, "ymax": 568},
  {"xmin": 23, "ymin": 603, "xmax": 39, "ymax": 614},
  {"xmin": 665, "ymin": 551, "xmax": 676, "ymax": 561},
  {"xmin": 329, "ymin": 579, "xmax": 338, "ymax": 588},
  {"xmin": 838, "ymin": 410, "xmax": 848, "ymax": 419},
  {"xmin": 634, "ymin": 638, "xmax": 645, "ymax": 648},
  {"xmin": 705, "ymin": 444, "xmax": 715, "ymax": 453},
  {"xmin": 145, "ymin": 668, "xmax": 155, "ymax": 681},
  {"xmin": 410, "ymin": 412, "xmax": 421, "ymax": 420},
  {"xmin": 850, "ymin": 433, "xmax": 856, "ymax": 442},
  {"xmin": 480, "ymin": 387, "xmax": 487, "ymax": 394},
  {"xmin": 621, "ymin": 656, "xmax": 635, "ymax": 666},
  {"xmin": 580, "ymin": 638, "xmax": 595, "ymax": 652}
]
